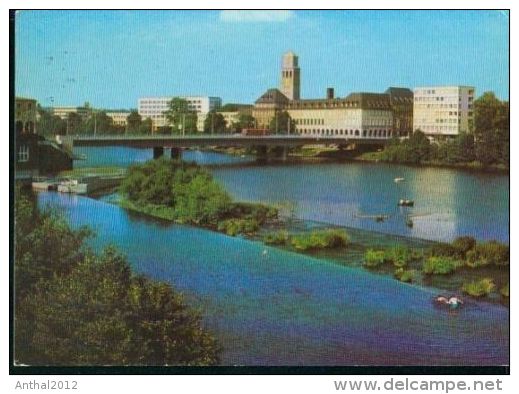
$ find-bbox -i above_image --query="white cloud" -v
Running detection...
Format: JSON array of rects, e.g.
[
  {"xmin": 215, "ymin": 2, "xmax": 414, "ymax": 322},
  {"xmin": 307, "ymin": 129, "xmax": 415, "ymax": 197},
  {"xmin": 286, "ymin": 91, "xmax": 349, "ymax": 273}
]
[{"xmin": 219, "ymin": 10, "xmax": 295, "ymax": 23}]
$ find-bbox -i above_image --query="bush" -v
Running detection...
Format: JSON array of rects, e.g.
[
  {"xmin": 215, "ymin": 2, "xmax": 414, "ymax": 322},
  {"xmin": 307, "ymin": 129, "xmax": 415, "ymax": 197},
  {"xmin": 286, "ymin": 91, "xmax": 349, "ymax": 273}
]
[
  {"xmin": 452, "ymin": 236, "xmax": 477, "ymax": 258},
  {"xmin": 462, "ymin": 278, "xmax": 495, "ymax": 297},
  {"xmin": 394, "ymin": 268, "xmax": 416, "ymax": 283},
  {"xmin": 217, "ymin": 218, "xmax": 259, "ymax": 236},
  {"xmin": 363, "ymin": 249, "xmax": 386, "ymax": 268},
  {"xmin": 263, "ymin": 230, "xmax": 289, "ymax": 245},
  {"xmin": 422, "ymin": 256, "xmax": 461, "ymax": 275},
  {"xmin": 429, "ymin": 242, "xmax": 459, "ymax": 258},
  {"xmin": 385, "ymin": 246, "xmax": 413, "ymax": 268},
  {"xmin": 469, "ymin": 241, "xmax": 510, "ymax": 266},
  {"xmin": 290, "ymin": 229, "xmax": 349, "ymax": 251},
  {"xmin": 500, "ymin": 283, "xmax": 509, "ymax": 298}
]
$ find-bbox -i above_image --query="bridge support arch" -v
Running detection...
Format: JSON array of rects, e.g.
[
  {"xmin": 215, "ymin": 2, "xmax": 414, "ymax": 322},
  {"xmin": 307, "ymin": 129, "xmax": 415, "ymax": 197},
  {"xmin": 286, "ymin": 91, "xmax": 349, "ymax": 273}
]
[
  {"xmin": 170, "ymin": 147, "xmax": 182, "ymax": 160},
  {"xmin": 153, "ymin": 147, "xmax": 164, "ymax": 159}
]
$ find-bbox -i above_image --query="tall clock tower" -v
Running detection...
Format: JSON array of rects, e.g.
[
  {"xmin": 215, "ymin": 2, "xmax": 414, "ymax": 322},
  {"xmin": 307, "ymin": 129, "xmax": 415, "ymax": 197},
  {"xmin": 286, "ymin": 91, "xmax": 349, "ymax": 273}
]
[{"xmin": 280, "ymin": 51, "xmax": 300, "ymax": 100}]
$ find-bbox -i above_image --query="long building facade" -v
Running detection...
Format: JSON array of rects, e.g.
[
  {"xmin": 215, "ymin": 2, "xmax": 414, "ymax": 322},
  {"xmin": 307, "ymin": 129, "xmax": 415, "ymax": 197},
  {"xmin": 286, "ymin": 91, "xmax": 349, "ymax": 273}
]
[
  {"xmin": 138, "ymin": 96, "xmax": 222, "ymax": 132},
  {"xmin": 252, "ymin": 52, "xmax": 412, "ymax": 139},
  {"xmin": 413, "ymin": 86, "xmax": 475, "ymax": 137}
]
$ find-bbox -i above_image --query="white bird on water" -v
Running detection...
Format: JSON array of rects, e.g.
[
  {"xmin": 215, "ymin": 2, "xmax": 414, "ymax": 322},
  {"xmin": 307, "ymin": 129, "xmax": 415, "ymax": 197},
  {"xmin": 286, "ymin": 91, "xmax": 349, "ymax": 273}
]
[{"xmin": 262, "ymin": 249, "xmax": 268, "ymax": 256}]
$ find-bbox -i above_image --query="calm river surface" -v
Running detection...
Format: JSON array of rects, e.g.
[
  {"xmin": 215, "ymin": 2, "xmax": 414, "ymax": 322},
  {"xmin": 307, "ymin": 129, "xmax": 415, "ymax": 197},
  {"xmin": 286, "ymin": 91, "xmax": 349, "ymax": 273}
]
[{"xmin": 39, "ymin": 146, "xmax": 508, "ymax": 366}]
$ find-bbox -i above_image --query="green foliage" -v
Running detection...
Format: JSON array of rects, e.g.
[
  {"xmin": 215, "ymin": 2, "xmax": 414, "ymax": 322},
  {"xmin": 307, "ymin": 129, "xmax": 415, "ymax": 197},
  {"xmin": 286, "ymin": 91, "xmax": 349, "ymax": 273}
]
[
  {"xmin": 452, "ymin": 236, "xmax": 477, "ymax": 258},
  {"xmin": 139, "ymin": 117, "xmax": 153, "ymax": 134},
  {"xmin": 14, "ymin": 190, "xmax": 220, "ymax": 366},
  {"xmin": 394, "ymin": 268, "xmax": 416, "ymax": 283},
  {"xmin": 126, "ymin": 110, "xmax": 142, "ymax": 134},
  {"xmin": 500, "ymin": 283, "xmax": 509, "ymax": 298},
  {"xmin": 474, "ymin": 92, "xmax": 509, "ymax": 166},
  {"xmin": 462, "ymin": 278, "xmax": 495, "ymax": 297},
  {"xmin": 163, "ymin": 98, "xmax": 198, "ymax": 134},
  {"xmin": 36, "ymin": 106, "xmax": 67, "ymax": 136},
  {"xmin": 466, "ymin": 241, "xmax": 509, "ymax": 267},
  {"xmin": 203, "ymin": 111, "xmax": 227, "ymax": 133},
  {"xmin": 428, "ymin": 242, "xmax": 459, "ymax": 258},
  {"xmin": 422, "ymin": 256, "xmax": 461, "ymax": 275},
  {"xmin": 363, "ymin": 249, "xmax": 386, "ymax": 268},
  {"xmin": 268, "ymin": 111, "xmax": 295, "ymax": 134},
  {"xmin": 290, "ymin": 229, "xmax": 349, "ymax": 251},
  {"xmin": 119, "ymin": 160, "xmax": 277, "ymax": 231},
  {"xmin": 432, "ymin": 133, "xmax": 476, "ymax": 164},
  {"xmin": 385, "ymin": 246, "xmax": 414, "ymax": 268},
  {"xmin": 263, "ymin": 230, "xmax": 290, "ymax": 245},
  {"xmin": 217, "ymin": 218, "xmax": 259, "ymax": 236},
  {"xmin": 380, "ymin": 131, "xmax": 431, "ymax": 164}
]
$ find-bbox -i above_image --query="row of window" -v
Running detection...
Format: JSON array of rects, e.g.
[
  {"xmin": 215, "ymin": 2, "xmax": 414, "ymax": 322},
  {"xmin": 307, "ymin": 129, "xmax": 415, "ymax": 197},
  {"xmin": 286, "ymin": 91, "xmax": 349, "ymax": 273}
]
[
  {"xmin": 298, "ymin": 129, "xmax": 392, "ymax": 138},
  {"xmin": 415, "ymin": 104, "xmax": 474, "ymax": 110}
]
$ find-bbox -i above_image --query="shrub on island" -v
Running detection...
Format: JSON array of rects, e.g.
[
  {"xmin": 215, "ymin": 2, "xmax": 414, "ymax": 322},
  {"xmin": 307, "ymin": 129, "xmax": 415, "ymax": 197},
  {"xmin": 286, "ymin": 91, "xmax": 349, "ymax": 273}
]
[
  {"xmin": 363, "ymin": 249, "xmax": 386, "ymax": 268},
  {"xmin": 394, "ymin": 268, "xmax": 417, "ymax": 283},
  {"xmin": 290, "ymin": 229, "xmax": 349, "ymax": 251},
  {"xmin": 263, "ymin": 230, "xmax": 290, "ymax": 245},
  {"xmin": 422, "ymin": 256, "xmax": 461, "ymax": 275},
  {"xmin": 462, "ymin": 278, "xmax": 495, "ymax": 297}
]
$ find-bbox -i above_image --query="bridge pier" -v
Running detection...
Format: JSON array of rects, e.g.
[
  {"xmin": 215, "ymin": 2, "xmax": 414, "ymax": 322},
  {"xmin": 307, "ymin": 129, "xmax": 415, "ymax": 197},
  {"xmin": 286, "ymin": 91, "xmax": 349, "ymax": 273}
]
[
  {"xmin": 280, "ymin": 146, "xmax": 288, "ymax": 162},
  {"xmin": 170, "ymin": 147, "xmax": 182, "ymax": 160},
  {"xmin": 255, "ymin": 146, "xmax": 268, "ymax": 163},
  {"xmin": 153, "ymin": 147, "xmax": 164, "ymax": 159}
]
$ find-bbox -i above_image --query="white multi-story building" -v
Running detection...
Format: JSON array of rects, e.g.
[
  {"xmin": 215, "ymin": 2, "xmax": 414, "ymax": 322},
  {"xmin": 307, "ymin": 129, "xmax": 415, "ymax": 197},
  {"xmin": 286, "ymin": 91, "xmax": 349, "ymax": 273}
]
[
  {"xmin": 138, "ymin": 96, "xmax": 222, "ymax": 132},
  {"xmin": 106, "ymin": 111, "xmax": 131, "ymax": 127},
  {"xmin": 413, "ymin": 86, "xmax": 475, "ymax": 137}
]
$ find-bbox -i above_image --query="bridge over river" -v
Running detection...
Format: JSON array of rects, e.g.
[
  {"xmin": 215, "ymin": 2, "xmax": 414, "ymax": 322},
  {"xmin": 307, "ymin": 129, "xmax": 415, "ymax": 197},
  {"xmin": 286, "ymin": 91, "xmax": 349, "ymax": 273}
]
[{"xmin": 61, "ymin": 134, "xmax": 388, "ymax": 160}]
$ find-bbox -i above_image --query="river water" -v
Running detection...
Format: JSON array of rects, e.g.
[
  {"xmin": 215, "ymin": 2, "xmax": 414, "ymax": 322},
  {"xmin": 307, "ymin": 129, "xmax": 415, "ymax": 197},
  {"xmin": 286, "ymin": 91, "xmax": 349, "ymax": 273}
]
[{"xmin": 36, "ymin": 147, "xmax": 509, "ymax": 366}]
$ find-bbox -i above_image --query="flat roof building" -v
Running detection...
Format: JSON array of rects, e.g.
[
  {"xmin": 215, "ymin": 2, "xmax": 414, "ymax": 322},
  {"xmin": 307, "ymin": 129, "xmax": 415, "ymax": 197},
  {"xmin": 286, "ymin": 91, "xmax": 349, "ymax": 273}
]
[
  {"xmin": 106, "ymin": 111, "xmax": 131, "ymax": 127},
  {"xmin": 138, "ymin": 96, "xmax": 222, "ymax": 132},
  {"xmin": 413, "ymin": 86, "xmax": 475, "ymax": 137}
]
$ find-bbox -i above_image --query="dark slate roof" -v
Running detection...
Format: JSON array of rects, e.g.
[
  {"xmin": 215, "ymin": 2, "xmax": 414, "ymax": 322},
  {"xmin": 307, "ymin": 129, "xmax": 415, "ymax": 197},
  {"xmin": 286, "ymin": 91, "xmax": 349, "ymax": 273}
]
[
  {"xmin": 343, "ymin": 92, "xmax": 392, "ymax": 109},
  {"xmin": 255, "ymin": 88, "xmax": 290, "ymax": 105}
]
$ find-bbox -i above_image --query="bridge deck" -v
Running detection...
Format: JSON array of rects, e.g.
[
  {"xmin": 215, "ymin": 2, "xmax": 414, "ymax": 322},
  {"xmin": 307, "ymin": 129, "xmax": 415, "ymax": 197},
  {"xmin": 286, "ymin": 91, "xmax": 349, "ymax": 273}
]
[{"xmin": 65, "ymin": 134, "xmax": 389, "ymax": 148}]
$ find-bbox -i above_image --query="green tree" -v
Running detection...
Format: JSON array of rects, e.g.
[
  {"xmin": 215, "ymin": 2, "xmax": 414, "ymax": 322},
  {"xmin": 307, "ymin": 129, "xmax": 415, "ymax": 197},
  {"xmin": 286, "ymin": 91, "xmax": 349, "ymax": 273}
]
[
  {"xmin": 269, "ymin": 111, "xmax": 295, "ymax": 134},
  {"xmin": 203, "ymin": 111, "xmax": 226, "ymax": 133},
  {"xmin": 163, "ymin": 98, "xmax": 198, "ymax": 134},
  {"xmin": 84, "ymin": 111, "xmax": 115, "ymax": 135},
  {"xmin": 126, "ymin": 110, "xmax": 142, "ymax": 134},
  {"xmin": 36, "ymin": 106, "xmax": 67, "ymax": 136},
  {"xmin": 14, "ymin": 189, "xmax": 220, "ymax": 366},
  {"xmin": 474, "ymin": 92, "xmax": 509, "ymax": 166},
  {"xmin": 139, "ymin": 117, "xmax": 153, "ymax": 134}
]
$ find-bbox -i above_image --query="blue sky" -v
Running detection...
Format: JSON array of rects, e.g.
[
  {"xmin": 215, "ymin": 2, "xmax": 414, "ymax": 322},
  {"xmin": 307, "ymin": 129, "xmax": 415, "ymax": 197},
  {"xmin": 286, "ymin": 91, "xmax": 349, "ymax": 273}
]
[{"xmin": 15, "ymin": 10, "xmax": 509, "ymax": 109}]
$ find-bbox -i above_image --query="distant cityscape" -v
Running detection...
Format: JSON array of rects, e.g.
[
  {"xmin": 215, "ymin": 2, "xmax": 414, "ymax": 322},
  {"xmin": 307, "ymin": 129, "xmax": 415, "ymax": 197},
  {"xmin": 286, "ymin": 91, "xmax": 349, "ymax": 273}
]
[{"xmin": 16, "ymin": 51, "xmax": 475, "ymax": 139}]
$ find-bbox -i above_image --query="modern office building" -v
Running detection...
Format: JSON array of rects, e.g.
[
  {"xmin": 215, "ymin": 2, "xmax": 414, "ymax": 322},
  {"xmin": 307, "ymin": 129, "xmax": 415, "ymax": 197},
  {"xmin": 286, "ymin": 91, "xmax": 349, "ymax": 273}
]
[
  {"xmin": 413, "ymin": 86, "xmax": 475, "ymax": 137},
  {"xmin": 106, "ymin": 111, "xmax": 131, "ymax": 127},
  {"xmin": 138, "ymin": 96, "xmax": 222, "ymax": 132}
]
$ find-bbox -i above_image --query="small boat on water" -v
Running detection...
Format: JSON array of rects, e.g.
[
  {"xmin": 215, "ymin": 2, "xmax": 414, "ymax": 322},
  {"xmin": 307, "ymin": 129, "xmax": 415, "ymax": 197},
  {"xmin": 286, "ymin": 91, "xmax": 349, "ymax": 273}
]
[
  {"xmin": 398, "ymin": 199, "xmax": 414, "ymax": 207},
  {"xmin": 405, "ymin": 217, "xmax": 413, "ymax": 227},
  {"xmin": 394, "ymin": 177, "xmax": 405, "ymax": 183}
]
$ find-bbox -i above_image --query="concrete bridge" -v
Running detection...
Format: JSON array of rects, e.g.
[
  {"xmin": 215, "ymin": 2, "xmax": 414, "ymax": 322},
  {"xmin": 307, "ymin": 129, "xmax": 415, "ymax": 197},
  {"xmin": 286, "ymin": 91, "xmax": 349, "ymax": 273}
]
[{"xmin": 61, "ymin": 134, "xmax": 388, "ymax": 160}]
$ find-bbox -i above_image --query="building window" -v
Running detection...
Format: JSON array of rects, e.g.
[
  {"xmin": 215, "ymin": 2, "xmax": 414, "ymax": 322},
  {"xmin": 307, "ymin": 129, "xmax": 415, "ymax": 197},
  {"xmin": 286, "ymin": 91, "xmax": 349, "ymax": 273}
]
[{"xmin": 18, "ymin": 145, "xmax": 29, "ymax": 162}]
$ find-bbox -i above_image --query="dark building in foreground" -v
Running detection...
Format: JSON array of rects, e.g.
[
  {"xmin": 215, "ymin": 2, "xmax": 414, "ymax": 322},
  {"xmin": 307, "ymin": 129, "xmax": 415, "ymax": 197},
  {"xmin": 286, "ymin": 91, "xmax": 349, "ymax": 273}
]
[{"xmin": 15, "ymin": 97, "xmax": 73, "ymax": 181}]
